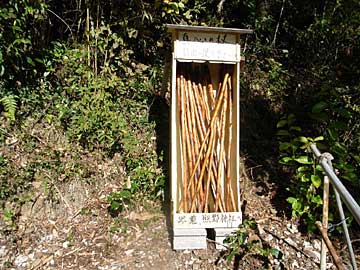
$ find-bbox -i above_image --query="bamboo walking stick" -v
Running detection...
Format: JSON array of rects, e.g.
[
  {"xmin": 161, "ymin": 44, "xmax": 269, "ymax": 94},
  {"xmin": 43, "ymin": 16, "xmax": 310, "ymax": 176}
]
[
  {"xmin": 197, "ymin": 83, "xmax": 210, "ymax": 127},
  {"xmin": 190, "ymin": 74, "xmax": 230, "ymax": 212},
  {"xmin": 178, "ymin": 76, "xmax": 189, "ymax": 212},
  {"xmin": 199, "ymin": 83, "xmax": 226, "ymax": 212},
  {"xmin": 182, "ymin": 77, "xmax": 195, "ymax": 211},
  {"xmin": 225, "ymin": 77, "xmax": 236, "ymax": 212},
  {"xmin": 201, "ymin": 129, "xmax": 214, "ymax": 212},
  {"xmin": 215, "ymin": 82, "xmax": 228, "ymax": 212},
  {"xmin": 196, "ymin": 83, "xmax": 212, "ymax": 212},
  {"xmin": 192, "ymin": 83, "xmax": 208, "ymax": 143},
  {"xmin": 208, "ymin": 83, "xmax": 216, "ymax": 111},
  {"xmin": 187, "ymin": 80, "xmax": 205, "ymax": 211},
  {"xmin": 183, "ymin": 80, "xmax": 208, "ymax": 211},
  {"xmin": 190, "ymin": 127, "xmax": 215, "ymax": 212},
  {"xmin": 204, "ymin": 122, "xmax": 226, "ymax": 212},
  {"xmin": 191, "ymin": 83, "xmax": 210, "ymax": 211},
  {"xmin": 194, "ymin": 83, "xmax": 225, "ymax": 212},
  {"xmin": 204, "ymin": 153, "xmax": 213, "ymax": 212},
  {"xmin": 187, "ymin": 73, "xmax": 229, "ymax": 195}
]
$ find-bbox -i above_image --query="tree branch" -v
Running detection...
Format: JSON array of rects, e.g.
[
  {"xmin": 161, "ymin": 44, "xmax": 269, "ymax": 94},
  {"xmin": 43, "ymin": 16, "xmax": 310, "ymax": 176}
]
[{"xmin": 271, "ymin": 0, "xmax": 285, "ymax": 47}]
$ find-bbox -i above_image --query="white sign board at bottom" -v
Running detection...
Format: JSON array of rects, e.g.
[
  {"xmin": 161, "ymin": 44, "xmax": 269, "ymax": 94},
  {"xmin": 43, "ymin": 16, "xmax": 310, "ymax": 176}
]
[{"xmin": 174, "ymin": 212, "xmax": 242, "ymax": 229}]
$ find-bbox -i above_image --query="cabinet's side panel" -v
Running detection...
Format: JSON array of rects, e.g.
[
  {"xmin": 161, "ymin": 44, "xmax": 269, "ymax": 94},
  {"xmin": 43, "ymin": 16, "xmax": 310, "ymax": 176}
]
[
  {"xmin": 171, "ymin": 52, "xmax": 178, "ymax": 218},
  {"xmin": 228, "ymin": 61, "xmax": 241, "ymax": 213},
  {"xmin": 235, "ymin": 60, "xmax": 241, "ymax": 213}
]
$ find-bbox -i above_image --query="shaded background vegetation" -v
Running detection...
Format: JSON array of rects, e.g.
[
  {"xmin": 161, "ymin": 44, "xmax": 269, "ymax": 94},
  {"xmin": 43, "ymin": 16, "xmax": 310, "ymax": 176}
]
[{"xmin": 1, "ymin": 0, "xmax": 359, "ymax": 232}]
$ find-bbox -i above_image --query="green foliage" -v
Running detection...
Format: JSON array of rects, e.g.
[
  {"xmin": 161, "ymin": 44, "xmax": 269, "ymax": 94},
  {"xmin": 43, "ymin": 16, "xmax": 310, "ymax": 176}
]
[
  {"xmin": 0, "ymin": 94, "xmax": 17, "ymax": 121},
  {"xmin": 48, "ymin": 24, "xmax": 153, "ymax": 154},
  {"xmin": 42, "ymin": 23, "xmax": 165, "ymax": 203},
  {"xmin": 37, "ymin": 21, "xmax": 165, "ymax": 207},
  {"xmin": 161, "ymin": 0, "xmax": 216, "ymax": 24},
  {"xmin": 2, "ymin": 207, "xmax": 17, "ymax": 231},
  {"xmin": 224, "ymin": 219, "xmax": 283, "ymax": 267},
  {"xmin": 3, "ymin": 208, "xmax": 15, "ymax": 224},
  {"xmin": 0, "ymin": 152, "xmax": 35, "ymax": 207},
  {"xmin": 0, "ymin": 0, "xmax": 48, "ymax": 82},
  {"xmin": 108, "ymin": 189, "xmax": 132, "ymax": 212},
  {"xmin": 225, "ymin": 219, "xmax": 258, "ymax": 261},
  {"xmin": 309, "ymin": 97, "xmax": 359, "ymax": 184},
  {"xmin": 277, "ymin": 114, "xmax": 326, "ymax": 231}
]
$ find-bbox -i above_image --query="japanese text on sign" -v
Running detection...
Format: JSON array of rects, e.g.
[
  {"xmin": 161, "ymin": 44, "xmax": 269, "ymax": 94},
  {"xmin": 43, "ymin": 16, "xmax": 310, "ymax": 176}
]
[
  {"xmin": 178, "ymin": 31, "xmax": 237, "ymax": 44},
  {"xmin": 175, "ymin": 41, "xmax": 240, "ymax": 62},
  {"xmin": 174, "ymin": 213, "xmax": 242, "ymax": 228}
]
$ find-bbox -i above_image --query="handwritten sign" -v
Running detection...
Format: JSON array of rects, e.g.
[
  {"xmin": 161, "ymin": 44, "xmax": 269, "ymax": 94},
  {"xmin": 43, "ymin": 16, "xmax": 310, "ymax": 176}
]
[
  {"xmin": 178, "ymin": 31, "xmax": 237, "ymax": 44},
  {"xmin": 174, "ymin": 31, "xmax": 240, "ymax": 62},
  {"xmin": 175, "ymin": 41, "xmax": 240, "ymax": 62},
  {"xmin": 174, "ymin": 212, "xmax": 242, "ymax": 228}
]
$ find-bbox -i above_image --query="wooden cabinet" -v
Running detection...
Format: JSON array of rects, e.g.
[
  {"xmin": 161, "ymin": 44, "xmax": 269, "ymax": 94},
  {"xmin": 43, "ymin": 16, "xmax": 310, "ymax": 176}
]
[{"xmin": 167, "ymin": 24, "xmax": 252, "ymax": 249}]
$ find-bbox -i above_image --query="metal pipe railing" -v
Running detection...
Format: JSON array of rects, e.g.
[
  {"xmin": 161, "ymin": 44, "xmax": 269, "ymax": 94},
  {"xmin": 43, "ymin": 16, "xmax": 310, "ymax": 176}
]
[
  {"xmin": 310, "ymin": 144, "xmax": 360, "ymax": 225},
  {"xmin": 310, "ymin": 143, "xmax": 359, "ymax": 270}
]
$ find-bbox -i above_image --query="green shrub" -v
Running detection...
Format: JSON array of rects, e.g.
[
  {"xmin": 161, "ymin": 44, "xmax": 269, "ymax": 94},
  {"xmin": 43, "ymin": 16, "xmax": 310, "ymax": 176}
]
[
  {"xmin": 44, "ymin": 23, "xmax": 165, "ymax": 204},
  {"xmin": 277, "ymin": 114, "xmax": 326, "ymax": 231}
]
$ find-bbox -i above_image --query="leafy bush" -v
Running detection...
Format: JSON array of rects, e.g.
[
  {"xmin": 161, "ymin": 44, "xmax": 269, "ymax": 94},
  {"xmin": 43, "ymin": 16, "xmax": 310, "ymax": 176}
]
[
  {"xmin": 277, "ymin": 114, "xmax": 327, "ymax": 230},
  {"xmin": 47, "ymin": 23, "xmax": 150, "ymax": 152},
  {"xmin": 44, "ymin": 23, "xmax": 165, "ymax": 205},
  {"xmin": 309, "ymin": 97, "xmax": 360, "ymax": 185},
  {"xmin": 276, "ymin": 108, "xmax": 360, "ymax": 231},
  {"xmin": 0, "ymin": 0, "xmax": 48, "ymax": 82}
]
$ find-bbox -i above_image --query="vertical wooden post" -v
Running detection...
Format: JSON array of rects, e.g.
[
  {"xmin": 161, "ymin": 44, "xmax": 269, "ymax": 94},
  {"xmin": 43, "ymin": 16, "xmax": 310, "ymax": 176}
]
[
  {"xmin": 316, "ymin": 221, "xmax": 345, "ymax": 270},
  {"xmin": 171, "ymin": 43, "xmax": 178, "ymax": 215},
  {"xmin": 320, "ymin": 175, "xmax": 330, "ymax": 270}
]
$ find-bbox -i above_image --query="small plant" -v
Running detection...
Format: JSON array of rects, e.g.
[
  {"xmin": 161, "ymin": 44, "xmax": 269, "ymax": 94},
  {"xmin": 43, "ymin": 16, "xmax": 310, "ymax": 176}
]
[
  {"xmin": 3, "ymin": 208, "xmax": 16, "ymax": 225},
  {"xmin": 107, "ymin": 189, "xmax": 132, "ymax": 213},
  {"xmin": 0, "ymin": 95, "xmax": 17, "ymax": 122},
  {"xmin": 224, "ymin": 219, "xmax": 283, "ymax": 268}
]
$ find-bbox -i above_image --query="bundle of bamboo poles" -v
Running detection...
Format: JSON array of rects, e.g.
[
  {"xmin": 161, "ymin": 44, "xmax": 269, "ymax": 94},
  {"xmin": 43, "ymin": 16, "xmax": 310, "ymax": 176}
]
[{"xmin": 177, "ymin": 73, "xmax": 237, "ymax": 213}]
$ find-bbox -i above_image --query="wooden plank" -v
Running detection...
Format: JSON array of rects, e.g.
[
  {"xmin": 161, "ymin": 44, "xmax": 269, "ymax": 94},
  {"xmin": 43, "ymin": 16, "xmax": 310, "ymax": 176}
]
[
  {"xmin": 178, "ymin": 31, "xmax": 237, "ymax": 44},
  {"xmin": 174, "ymin": 212, "xmax": 242, "ymax": 229},
  {"xmin": 171, "ymin": 53, "xmax": 178, "ymax": 214},
  {"xmin": 173, "ymin": 228, "xmax": 207, "ymax": 250},
  {"xmin": 235, "ymin": 61, "xmax": 241, "ymax": 211},
  {"xmin": 167, "ymin": 24, "xmax": 253, "ymax": 35},
  {"xmin": 175, "ymin": 41, "xmax": 240, "ymax": 62}
]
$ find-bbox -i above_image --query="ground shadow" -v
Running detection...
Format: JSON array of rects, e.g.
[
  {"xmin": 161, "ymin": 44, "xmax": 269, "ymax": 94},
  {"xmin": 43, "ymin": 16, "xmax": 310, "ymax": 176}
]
[
  {"xmin": 240, "ymin": 94, "xmax": 293, "ymax": 220},
  {"xmin": 148, "ymin": 94, "xmax": 172, "ymax": 238}
]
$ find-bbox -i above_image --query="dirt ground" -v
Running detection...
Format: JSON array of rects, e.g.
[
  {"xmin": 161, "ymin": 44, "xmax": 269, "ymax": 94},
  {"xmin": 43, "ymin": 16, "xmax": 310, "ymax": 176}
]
[
  {"xmin": 2, "ymin": 165, "xmax": 359, "ymax": 270},
  {"xmin": 0, "ymin": 122, "xmax": 359, "ymax": 270}
]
